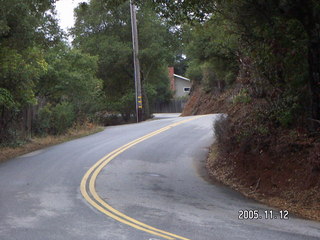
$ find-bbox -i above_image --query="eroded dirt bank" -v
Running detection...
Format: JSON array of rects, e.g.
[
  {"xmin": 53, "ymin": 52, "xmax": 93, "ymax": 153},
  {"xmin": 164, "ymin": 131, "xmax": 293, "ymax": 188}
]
[{"xmin": 182, "ymin": 85, "xmax": 320, "ymax": 221}]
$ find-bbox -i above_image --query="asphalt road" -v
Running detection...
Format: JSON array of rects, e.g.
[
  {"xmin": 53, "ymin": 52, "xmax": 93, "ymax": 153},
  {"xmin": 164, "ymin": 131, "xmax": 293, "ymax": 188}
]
[{"xmin": 0, "ymin": 114, "xmax": 319, "ymax": 240}]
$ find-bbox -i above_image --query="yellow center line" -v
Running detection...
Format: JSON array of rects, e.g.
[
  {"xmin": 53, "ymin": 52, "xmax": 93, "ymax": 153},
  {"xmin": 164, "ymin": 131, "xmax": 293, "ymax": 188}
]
[{"xmin": 80, "ymin": 116, "xmax": 203, "ymax": 240}]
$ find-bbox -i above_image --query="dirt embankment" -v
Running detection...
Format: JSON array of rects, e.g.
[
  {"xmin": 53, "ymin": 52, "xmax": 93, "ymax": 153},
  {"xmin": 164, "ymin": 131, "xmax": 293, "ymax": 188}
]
[{"xmin": 183, "ymin": 84, "xmax": 320, "ymax": 221}]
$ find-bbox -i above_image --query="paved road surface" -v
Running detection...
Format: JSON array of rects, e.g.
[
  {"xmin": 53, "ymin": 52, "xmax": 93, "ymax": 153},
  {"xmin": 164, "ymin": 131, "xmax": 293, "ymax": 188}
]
[{"xmin": 0, "ymin": 114, "xmax": 319, "ymax": 240}]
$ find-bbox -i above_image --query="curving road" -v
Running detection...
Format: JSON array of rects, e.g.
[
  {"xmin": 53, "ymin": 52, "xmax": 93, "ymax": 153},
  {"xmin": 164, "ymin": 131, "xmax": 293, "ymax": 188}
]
[{"xmin": 0, "ymin": 114, "xmax": 319, "ymax": 240}]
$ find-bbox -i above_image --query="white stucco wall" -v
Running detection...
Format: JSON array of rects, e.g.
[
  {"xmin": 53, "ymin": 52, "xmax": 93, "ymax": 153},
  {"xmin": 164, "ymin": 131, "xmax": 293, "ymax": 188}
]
[{"xmin": 174, "ymin": 77, "xmax": 191, "ymax": 98}]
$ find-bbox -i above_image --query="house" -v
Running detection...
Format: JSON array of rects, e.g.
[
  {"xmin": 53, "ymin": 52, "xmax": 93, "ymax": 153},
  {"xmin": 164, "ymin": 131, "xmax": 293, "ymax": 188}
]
[{"xmin": 168, "ymin": 67, "xmax": 191, "ymax": 98}]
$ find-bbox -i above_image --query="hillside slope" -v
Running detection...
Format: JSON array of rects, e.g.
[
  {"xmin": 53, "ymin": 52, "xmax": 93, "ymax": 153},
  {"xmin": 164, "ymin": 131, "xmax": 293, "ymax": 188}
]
[{"xmin": 183, "ymin": 84, "xmax": 320, "ymax": 221}]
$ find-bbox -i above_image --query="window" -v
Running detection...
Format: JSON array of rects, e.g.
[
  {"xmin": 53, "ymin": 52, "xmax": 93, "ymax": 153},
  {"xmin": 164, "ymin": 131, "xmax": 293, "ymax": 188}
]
[{"xmin": 183, "ymin": 87, "xmax": 190, "ymax": 92}]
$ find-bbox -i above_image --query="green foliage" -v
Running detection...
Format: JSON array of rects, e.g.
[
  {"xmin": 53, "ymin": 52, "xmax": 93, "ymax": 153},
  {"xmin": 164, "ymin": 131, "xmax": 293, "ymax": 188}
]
[
  {"xmin": 35, "ymin": 102, "xmax": 76, "ymax": 135},
  {"xmin": 118, "ymin": 91, "xmax": 136, "ymax": 120},
  {"xmin": 72, "ymin": 0, "xmax": 134, "ymax": 113},
  {"xmin": 0, "ymin": 46, "xmax": 48, "ymax": 144},
  {"xmin": 0, "ymin": 0, "xmax": 63, "ymax": 143},
  {"xmin": 233, "ymin": 89, "xmax": 252, "ymax": 104},
  {"xmin": 105, "ymin": 90, "xmax": 136, "ymax": 121},
  {"xmin": 0, "ymin": 47, "xmax": 47, "ymax": 106},
  {"xmin": 241, "ymin": 16, "xmax": 308, "ymax": 89},
  {"xmin": 185, "ymin": 15, "xmax": 239, "ymax": 90},
  {"xmin": 256, "ymin": 125, "xmax": 269, "ymax": 136},
  {"xmin": 72, "ymin": 0, "xmax": 174, "ymax": 119},
  {"xmin": 269, "ymin": 95, "xmax": 302, "ymax": 128},
  {"xmin": 0, "ymin": 0, "xmax": 62, "ymax": 49},
  {"xmin": 35, "ymin": 104, "xmax": 53, "ymax": 135},
  {"xmin": 0, "ymin": 0, "xmax": 105, "ymax": 144},
  {"xmin": 135, "ymin": 0, "xmax": 216, "ymax": 23},
  {"xmin": 185, "ymin": 60, "xmax": 202, "ymax": 83},
  {"xmin": 236, "ymin": 123, "xmax": 270, "ymax": 145},
  {"xmin": 51, "ymin": 102, "xmax": 76, "ymax": 135},
  {"xmin": 154, "ymin": 0, "xmax": 318, "ymax": 127},
  {"xmin": 0, "ymin": 88, "xmax": 17, "ymax": 110},
  {"xmin": 38, "ymin": 45, "xmax": 104, "ymax": 116}
]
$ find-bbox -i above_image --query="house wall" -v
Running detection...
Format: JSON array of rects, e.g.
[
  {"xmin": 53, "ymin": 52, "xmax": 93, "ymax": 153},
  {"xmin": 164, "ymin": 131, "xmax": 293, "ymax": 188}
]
[{"xmin": 174, "ymin": 77, "xmax": 191, "ymax": 98}]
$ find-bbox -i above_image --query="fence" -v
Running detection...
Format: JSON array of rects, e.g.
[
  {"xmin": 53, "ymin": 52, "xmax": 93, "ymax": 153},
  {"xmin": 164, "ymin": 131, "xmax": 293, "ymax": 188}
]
[
  {"xmin": 153, "ymin": 99, "xmax": 187, "ymax": 113},
  {"xmin": 20, "ymin": 98, "xmax": 46, "ymax": 138}
]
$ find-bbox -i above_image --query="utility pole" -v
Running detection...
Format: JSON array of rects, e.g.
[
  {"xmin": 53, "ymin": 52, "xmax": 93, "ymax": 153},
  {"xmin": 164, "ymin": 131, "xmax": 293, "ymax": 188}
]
[{"xmin": 130, "ymin": 0, "xmax": 142, "ymax": 123}]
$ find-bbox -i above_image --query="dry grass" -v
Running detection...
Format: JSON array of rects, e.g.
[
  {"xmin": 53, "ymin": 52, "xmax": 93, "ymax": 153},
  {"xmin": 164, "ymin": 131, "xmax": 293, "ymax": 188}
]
[{"xmin": 0, "ymin": 124, "xmax": 104, "ymax": 163}]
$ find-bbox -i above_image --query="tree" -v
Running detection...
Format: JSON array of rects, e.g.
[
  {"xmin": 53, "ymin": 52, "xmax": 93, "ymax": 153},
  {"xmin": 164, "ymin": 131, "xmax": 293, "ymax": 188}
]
[
  {"xmin": 0, "ymin": 0, "xmax": 63, "ymax": 142},
  {"xmin": 185, "ymin": 15, "xmax": 239, "ymax": 91},
  {"xmin": 0, "ymin": 46, "xmax": 48, "ymax": 142},
  {"xmin": 0, "ymin": 0, "xmax": 62, "ymax": 49},
  {"xmin": 37, "ymin": 43, "xmax": 104, "ymax": 117},
  {"xmin": 0, "ymin": 0, "xmax": 105, "ymax": 141},
  {"xmin": 71, "ymin": 0, "xmax": 175, "ymax": 120},
  {"xmin": 147, "ymin": 0, "xmax": 320, "ymax": 128}
]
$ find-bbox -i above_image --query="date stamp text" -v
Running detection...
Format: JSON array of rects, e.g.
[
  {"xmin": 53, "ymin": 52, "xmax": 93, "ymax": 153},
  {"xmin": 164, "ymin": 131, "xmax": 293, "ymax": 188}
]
[{"xmin": 238, "ymin": 209, "xmax": 289, "ymax": 220}]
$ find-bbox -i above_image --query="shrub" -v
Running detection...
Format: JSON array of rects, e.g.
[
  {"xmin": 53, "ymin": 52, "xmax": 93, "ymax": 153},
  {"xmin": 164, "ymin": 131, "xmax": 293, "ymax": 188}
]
[
  {"xmin": 34, "ymin": 102, "xmax": 76, "ymax": 135},
  {"xmin": 233, "ymin": 89, "xmax": 251, "ymax": 104},
  {"xmin": 51, "ymin": 102, "xmax": 76, "ymax": 135},
  {"xmin": 268, "ymin": 94, "xmax": 301, "ymax": 128},
  {"xmin": 213, "ymin": 114, "xmax": 230, "ymax": 145},
  {"xmin": 34, "ymin": 104, "xmax": 53, "ymax": 135}
]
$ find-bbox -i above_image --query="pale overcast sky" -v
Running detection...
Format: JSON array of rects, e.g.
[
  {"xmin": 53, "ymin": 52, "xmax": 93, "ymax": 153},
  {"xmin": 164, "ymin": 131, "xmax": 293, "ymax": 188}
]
[{"xmin": 55, "ymin": 0, "xmax": 88, "ymax": 32}]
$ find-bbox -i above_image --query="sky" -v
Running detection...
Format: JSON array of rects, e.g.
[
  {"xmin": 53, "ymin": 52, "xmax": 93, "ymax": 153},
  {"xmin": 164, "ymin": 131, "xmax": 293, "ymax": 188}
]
[{"xmin": 55, "ymin": 0, "xmax": 88, "ymax": 32}]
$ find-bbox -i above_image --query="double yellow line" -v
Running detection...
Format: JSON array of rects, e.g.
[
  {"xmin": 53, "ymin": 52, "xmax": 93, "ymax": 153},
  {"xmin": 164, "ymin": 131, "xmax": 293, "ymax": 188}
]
[{"xmin": 80, "ymin": 116, "xmax": 202, "ymax": 240}]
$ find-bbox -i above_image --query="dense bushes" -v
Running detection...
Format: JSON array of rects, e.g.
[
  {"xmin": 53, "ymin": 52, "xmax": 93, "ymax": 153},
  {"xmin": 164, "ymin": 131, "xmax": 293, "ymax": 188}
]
[
  {"xmin": 0, "ymin": 1, "xmax": 104, "ymax": 144},
  {"xmin": 185, "ymin": 15, "xmax": 239, "ymax": 92},
  {"xmin": 0, "ymin": 45, "xmax": 104, "ymax": 144},
  {"xmin": 35, "ymin": 102, "xmax": 76, "ymax": 135},
  {"xmin": 1, "ymin": 0, "xmax": 178, "ymax": 145}
]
